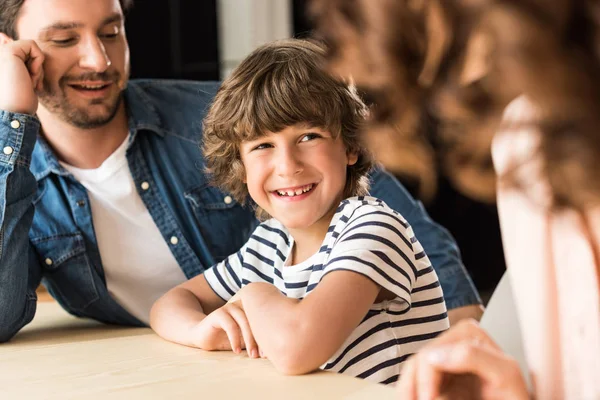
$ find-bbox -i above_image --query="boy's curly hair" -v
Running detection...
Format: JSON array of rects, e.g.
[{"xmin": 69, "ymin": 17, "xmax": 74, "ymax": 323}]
[{"xmin": 202, "ymin": 39, "xmax": 372, "ymax": 220}]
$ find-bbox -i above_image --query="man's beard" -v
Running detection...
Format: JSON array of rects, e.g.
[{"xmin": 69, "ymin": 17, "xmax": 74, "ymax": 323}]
[{"xmin": 38, "ymin": 71, "xmax": 125, "ymax": 129}]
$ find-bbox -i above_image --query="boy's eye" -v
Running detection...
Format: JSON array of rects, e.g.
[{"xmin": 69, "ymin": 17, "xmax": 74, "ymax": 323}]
[
  {"xmin": 252, "ymin": 143, "xmax": 273, "ymax": 151},
  {"xmin": 301, "ymin": 133, "xmax": 322, "ymax": 142}
]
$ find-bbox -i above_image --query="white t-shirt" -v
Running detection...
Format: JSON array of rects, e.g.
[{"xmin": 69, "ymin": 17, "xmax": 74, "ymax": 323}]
[
  {"xmin": 205, "ymin": 196, "xmax": 449, "ymax": 384},
  {"xmin": 61, "ymin": 136, "xmax": 187, "ymax": 324}
]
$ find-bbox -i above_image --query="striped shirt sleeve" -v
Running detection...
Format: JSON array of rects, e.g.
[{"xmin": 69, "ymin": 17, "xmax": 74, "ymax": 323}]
[
  {"xmin": 203, "ymin": 244, "xmax": 246, "ymax": 302},
  {"xmin": 323, "ymin": 208, "xmax": 419, "ymax": 306}
]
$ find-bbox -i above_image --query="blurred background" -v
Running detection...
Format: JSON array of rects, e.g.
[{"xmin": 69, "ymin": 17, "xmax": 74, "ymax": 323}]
[{"xmin": 120, "ymin": 0, "xmax": 505, "ymax": 303}]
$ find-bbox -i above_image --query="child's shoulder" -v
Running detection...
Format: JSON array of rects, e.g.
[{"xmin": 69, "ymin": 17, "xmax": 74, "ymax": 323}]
[{"xmin": 337, "ymin": 196, "xmax": 408, "ymax": 225}]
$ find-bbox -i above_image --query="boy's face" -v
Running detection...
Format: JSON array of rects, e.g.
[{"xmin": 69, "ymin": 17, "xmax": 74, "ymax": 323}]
[
  {"xmin": 240, "ymin": 124, "xmax": 358, "ymax": 233},
  {"xmin": 15, "ymin": 0, "xmax": 130, "ymax": 128}
]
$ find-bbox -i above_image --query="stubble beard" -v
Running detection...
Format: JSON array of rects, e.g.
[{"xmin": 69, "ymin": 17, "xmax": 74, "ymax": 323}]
[{"xmin": 38, "ymin": 71, "xmax": 126, "ymax": 129}]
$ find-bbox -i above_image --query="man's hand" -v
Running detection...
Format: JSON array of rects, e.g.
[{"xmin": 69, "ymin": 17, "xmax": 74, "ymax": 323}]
[
  {"xmin": 192, "ymin": 301, "xmax": 260, "ymax": 358},
  {"xmin": 0, "ymin": 35, "xmax": 44, "ymax": 115}
]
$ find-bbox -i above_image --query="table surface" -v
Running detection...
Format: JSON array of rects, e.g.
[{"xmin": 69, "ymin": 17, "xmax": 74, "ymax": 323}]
[{"xmin": 0, "ymin": 302, "xmax": 397, "ymax": 400}]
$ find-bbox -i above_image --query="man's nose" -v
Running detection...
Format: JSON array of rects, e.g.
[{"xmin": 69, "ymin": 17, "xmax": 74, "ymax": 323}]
[
  {"xmin": 275, "ymin": 147, "xmax": 304, "ymax": 177},
  {"xmin": 78, "ymin": 37, "xmax": 111, "ymax": 72}
]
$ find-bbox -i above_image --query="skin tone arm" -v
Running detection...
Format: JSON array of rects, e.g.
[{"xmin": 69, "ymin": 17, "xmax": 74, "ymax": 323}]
[
  {"xmin": 151, "ymin": 270, "xmax": 381, "ymax": 375},
  {"xmin": 448, "ymin": 304, "xmax": 483, "ymax": 325},
  {"xmin": 150, "ymin": 275, "xmax": 259, "ymax": 356},
  {"xmin": 233, "ymin": 271, "xmax": 381, "ymax": 375}
]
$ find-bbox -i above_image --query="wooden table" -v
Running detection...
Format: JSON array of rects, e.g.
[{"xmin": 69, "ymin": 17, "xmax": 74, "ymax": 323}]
[{"xmin": 0, "ymin": 302, "xmax": 397, "ymax": 399}]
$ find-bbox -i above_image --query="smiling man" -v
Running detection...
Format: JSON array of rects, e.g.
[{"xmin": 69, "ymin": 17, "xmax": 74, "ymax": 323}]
[{"xmin": 0, "ymin": 0, "xmax": 482, "ymax": 342}]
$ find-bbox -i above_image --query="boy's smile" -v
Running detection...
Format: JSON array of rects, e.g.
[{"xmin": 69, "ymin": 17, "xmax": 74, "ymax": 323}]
[{"xmin": 240, "ymin": 124, "xmax": 358, "ymax": 236}]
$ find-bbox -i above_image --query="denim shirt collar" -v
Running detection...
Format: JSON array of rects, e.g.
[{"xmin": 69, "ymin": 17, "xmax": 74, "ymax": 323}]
[{"xmin": 30, "ymin": 81, "xmax": 165, "ymax": 182}]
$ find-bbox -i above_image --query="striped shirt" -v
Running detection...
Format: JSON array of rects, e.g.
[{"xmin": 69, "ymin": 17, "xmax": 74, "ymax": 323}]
[{"xmin": 204, "ymin": 196, "xmax": 449, "ymax": 384}]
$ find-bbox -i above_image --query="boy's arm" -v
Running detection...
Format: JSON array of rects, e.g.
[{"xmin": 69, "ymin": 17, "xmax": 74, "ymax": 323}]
[
  {"xmin": 150, "ymin": 248, "xmax": 258, "ymax": 354},
  {"xmin": 368, "ymin": 167, "xmax": 483, "ymax": 322},
  {"xmin": 238, "ymin": 272, "xmax": 379, "ymax": 375},
  {"xmin": 150, "ymin": 273, "xmax": 227, "ymax": 346}
]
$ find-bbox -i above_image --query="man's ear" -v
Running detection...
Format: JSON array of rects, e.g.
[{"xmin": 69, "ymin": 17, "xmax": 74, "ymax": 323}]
[{"xmin": 0, "ymin": 33, "xmax": 14, "ymax": 45}]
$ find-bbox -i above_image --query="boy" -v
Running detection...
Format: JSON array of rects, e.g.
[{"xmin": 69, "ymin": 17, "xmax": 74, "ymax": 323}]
[{"xmin": 150, "ymin": 39, "xmax": 449, "ymax": 384}]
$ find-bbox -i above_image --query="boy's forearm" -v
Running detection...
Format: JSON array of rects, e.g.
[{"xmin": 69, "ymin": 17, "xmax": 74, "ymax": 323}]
[
  {"xmin": 239, "ymin": 283, "xmax": 323, "ymax": 374},
  {"xmin": 149, "ymin": 288, "xmax": 207, "ymax": 347}
]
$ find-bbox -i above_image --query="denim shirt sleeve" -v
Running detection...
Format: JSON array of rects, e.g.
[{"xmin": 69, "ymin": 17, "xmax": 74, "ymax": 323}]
[
  {"xmin": 0, "ymin": 110, "xmax": 42, "ymax": 342},
  {"xmin": 368, "ymin": 167, "xmax": 482, "ymax": 309}
]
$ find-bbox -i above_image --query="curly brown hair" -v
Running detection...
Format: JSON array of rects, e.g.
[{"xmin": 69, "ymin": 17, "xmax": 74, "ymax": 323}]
[
  {"xmin": 202, "ymin": 39, "xmax": 373, "ymax": 221},
  {"xmin": 0, "ymin": 0, "xmax": 134, "ymax": 39},
  {"xmin": 309, "ymin": 0, "xmax": 600, "ymax": 212}
]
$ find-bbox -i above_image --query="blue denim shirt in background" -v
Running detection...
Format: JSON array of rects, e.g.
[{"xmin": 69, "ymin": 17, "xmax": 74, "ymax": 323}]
[{"xmin": 0, "ymin": 80, "xmax": 480, "ymax": 342}]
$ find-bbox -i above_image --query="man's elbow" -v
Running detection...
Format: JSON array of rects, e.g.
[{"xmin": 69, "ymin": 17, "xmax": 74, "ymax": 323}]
[
  {"xmin": 0, "ymin": 314, "xmax": 26, "ymax": 343},
  {"xmin": 0, "ymin": 297, "xmax": 36, "ymax": 342}
]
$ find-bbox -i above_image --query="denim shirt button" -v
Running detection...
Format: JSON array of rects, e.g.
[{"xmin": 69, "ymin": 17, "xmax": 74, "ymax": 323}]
[
  {"xmin": 10, "ymin": 120, "xmax": 20, "ymax": 129},
  {"xmin": 3, "ymin": 146, "xmax": 13, "ymax": 155},
  {"xmin": 141, "ymin": 181, "xmax": 150, "ymax": 191},
  {"xmin": 170, "ymin": 236, "xmax": 179, "ymax": 245},
  {"xmin": 224, "ymin": 196, "xmax": 233, "ymax": 205},
  {"xmin": 45, "ymin": 258, "xmax": 53, "ymax": 266}
]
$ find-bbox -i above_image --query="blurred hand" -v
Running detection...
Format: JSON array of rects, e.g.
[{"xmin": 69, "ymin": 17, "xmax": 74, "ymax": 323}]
[
  {"xmin": 397, "ymin": 319, "xmax": 529, "ymax": 400},
  {"xmin": 0, "ymin": 35, "xmax": 44, "ymax": 115}
]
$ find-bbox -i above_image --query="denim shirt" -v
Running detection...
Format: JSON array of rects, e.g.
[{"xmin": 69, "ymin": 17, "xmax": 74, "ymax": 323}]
[{"xmin": 0, "ymin": 80, "xmax": 480, "ymax": 341}]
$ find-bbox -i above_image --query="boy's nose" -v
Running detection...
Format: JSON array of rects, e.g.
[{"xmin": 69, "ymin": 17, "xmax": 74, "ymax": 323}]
[{"xmin": 275, "ymin": 149, "xmax": 304, "ymax": 177}]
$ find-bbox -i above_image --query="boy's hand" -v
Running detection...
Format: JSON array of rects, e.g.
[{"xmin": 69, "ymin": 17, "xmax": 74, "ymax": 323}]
[{"xmin": 193, "ymin": 301, "xmax": 260, "ymax": 358}]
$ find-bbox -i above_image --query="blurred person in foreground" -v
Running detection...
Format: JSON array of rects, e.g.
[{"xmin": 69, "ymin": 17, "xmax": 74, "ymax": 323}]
[{"xmin": 310, "ymin": 0, "xmax": 600, "ymax": 398}]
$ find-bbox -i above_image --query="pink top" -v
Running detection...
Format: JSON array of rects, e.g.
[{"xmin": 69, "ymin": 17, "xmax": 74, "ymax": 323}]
[{"xmin": 492, "ymin": 97, "xmax": 600, "ymax": 400}]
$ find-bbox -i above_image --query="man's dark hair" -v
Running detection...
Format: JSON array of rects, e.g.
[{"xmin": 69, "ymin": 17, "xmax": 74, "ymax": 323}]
[{"xmin": 0, "ymin": 0, "xmax": 134, "ymax": 39}]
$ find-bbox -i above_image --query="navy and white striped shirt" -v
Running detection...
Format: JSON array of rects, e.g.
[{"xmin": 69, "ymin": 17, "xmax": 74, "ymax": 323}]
[{"xmin": 204, "ymin": 196, "xmax": 449, "ymax": 384}]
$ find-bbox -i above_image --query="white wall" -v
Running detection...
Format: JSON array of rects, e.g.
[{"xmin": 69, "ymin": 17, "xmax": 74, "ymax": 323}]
[{"xmin": 217, "ymin": 0, "xmax": 293, "ymax": 78}]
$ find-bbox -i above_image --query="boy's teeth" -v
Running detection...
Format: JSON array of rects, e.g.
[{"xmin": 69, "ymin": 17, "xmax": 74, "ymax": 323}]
[{"xmin": 277, "ymin": 184, "xmax": 313, "ymax": 197}]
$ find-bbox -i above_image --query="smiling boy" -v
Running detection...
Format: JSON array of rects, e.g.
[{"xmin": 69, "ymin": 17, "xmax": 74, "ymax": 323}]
[{"xmin": 150, "ymin": 39, "xmax": 450, "ymax": 384}]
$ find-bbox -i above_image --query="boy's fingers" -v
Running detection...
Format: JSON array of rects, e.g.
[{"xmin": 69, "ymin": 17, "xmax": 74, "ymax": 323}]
[
  {"xmin": 228, "ymin": 305, "xmax": 258, "ymax": 358},
  {"xmin": 218, "ymin": 313, "xmax": 242, "ymax": 353}
]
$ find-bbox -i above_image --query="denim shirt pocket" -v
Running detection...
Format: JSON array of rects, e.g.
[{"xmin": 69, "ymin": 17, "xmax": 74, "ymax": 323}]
[
  {"xmin": 184, "ymin": 185, "xmax": 257, "ymax": 260},
  {"xmin": 32, "ymin": 233, "xmax": 99, "ymax": 313}
]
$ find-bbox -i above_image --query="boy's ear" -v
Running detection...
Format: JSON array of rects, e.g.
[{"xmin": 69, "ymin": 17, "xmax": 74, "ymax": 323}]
[
  {"xmin": 0, "ymin": 33, "xmax": 14, "ymax": 45},
  {"xmin": 347, "ymin": 151, "xmax": 358, "ymax": 166}
]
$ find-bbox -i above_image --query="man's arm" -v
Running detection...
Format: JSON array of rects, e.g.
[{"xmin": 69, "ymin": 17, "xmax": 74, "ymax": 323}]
[
  {"xmin": 368, "ymin": 167, "xmax": 483, "ymax": 322},
  {"xmin": 0, "ymin": 111, "xmax": 43, "ymax": 342},
  {"xmin": 0, "ymin": 38, "xmax": 46, "ymax": 342}
]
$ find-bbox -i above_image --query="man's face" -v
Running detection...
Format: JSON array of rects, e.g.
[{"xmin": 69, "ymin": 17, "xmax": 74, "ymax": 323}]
[{"xmin": 16, "ymin": 0, "xmax": 130, "ymax": 128}]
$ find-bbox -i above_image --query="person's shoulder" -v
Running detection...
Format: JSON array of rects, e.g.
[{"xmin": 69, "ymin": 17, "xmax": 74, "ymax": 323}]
[
  {"xmin": 125, "ymin": 79, "xmax": 222, "ymax": 140},
  {"xmin": 128, "ymin": 79, "xmax": 221, "ymax": 105}
]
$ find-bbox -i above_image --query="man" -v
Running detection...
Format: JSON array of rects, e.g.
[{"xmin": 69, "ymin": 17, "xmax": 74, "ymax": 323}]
[{"xmin": 0, "ymin": 0, "xmax": 482, "ymax": 342}]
